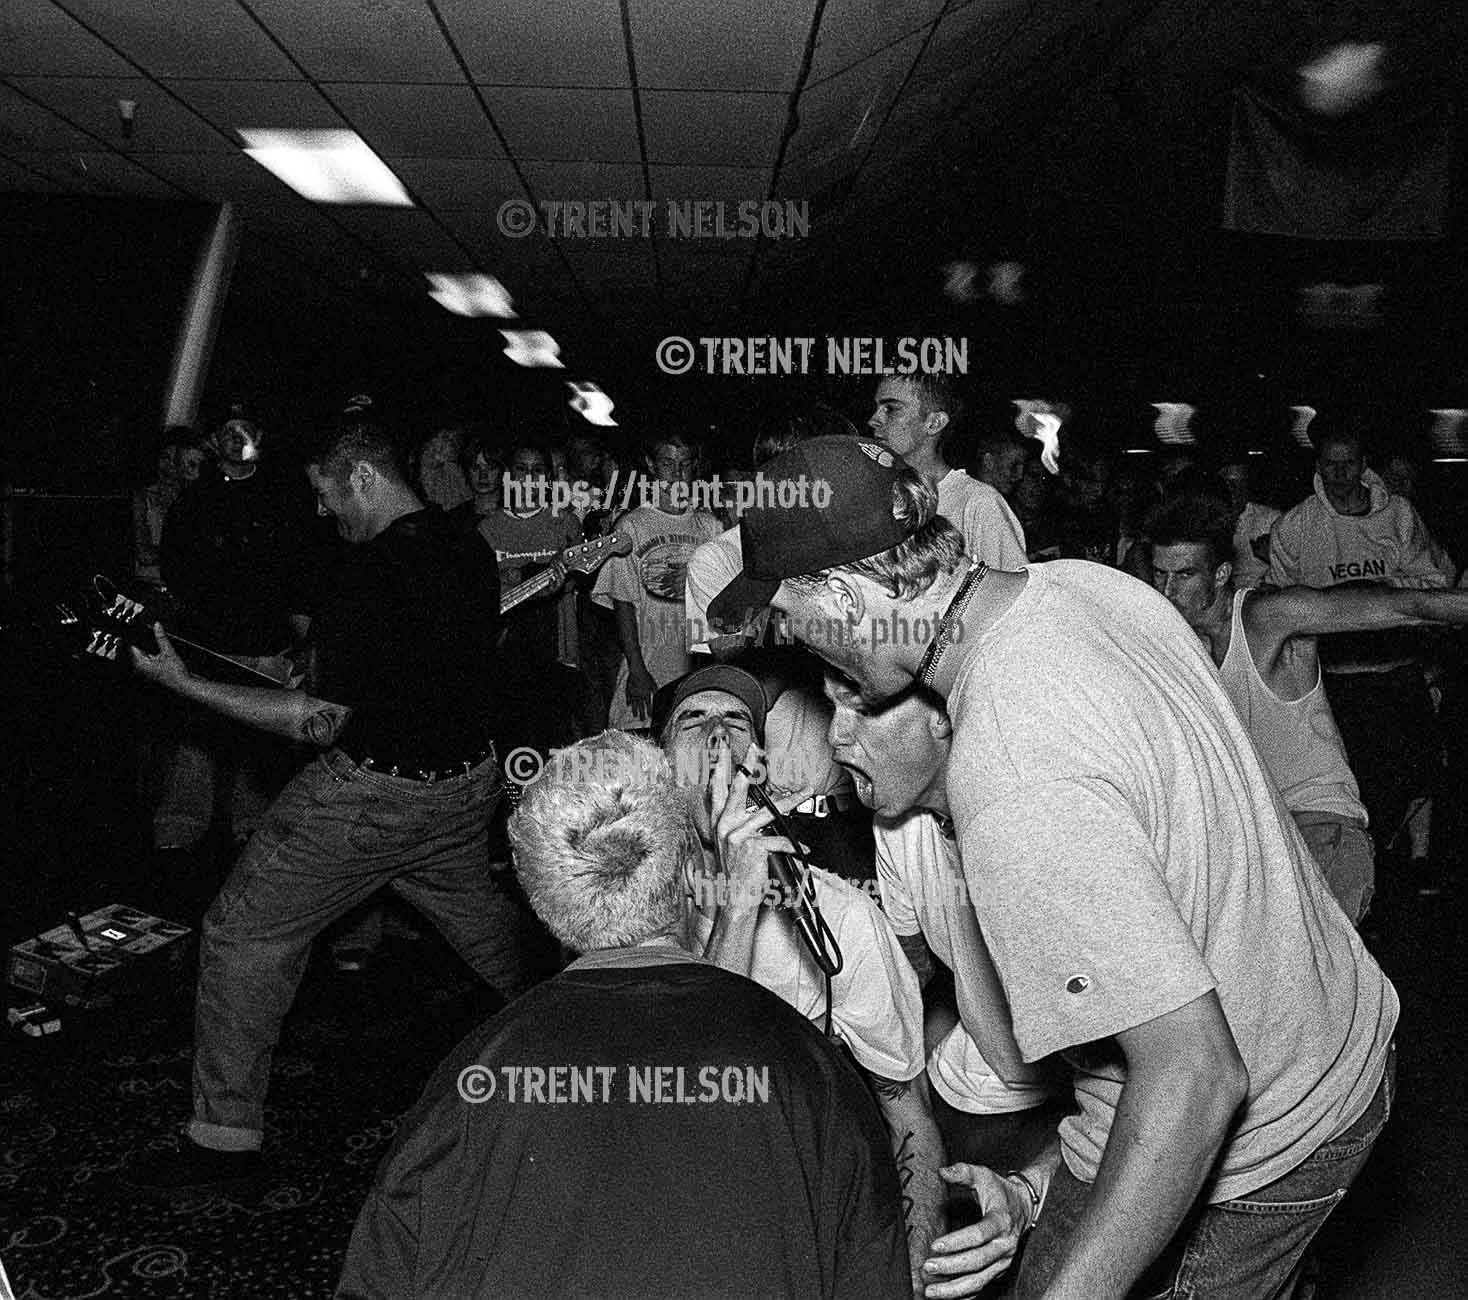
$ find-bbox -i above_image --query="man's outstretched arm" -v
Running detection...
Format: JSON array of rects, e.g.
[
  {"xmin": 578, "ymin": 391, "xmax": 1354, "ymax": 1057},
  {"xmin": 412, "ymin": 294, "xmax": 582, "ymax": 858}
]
[
  {"xmin": 1035, "ymin": 990, "xmax": 1247, "ymax": 1300},
  {"xmin": 1254, "ymin": 584, "xmax": 1468, "ymax": 642},
  {"xmin": 131, "ymin": 623, "xmax": 353, "ymax": 747}
]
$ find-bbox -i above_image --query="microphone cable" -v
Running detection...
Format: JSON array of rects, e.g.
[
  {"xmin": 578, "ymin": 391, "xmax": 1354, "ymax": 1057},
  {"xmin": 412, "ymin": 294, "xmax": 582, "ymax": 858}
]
[{"xmin": 739, "ymin": 767, "xmax": 844, "ymax": 1038}]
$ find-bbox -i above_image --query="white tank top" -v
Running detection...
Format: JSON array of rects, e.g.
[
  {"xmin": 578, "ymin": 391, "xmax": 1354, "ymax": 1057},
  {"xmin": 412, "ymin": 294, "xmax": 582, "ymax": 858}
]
[{"xmin": 1218, "ymin": 589, "xmax": 1367, "ymax": 824}]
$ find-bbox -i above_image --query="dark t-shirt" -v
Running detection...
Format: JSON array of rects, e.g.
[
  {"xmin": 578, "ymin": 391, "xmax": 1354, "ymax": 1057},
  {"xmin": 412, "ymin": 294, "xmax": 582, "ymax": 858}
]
[
  {"xmin": 314, "ymin": 509, "xmax": 501, "ymax": 765},
  {"xmin": 337, "ymin": 955, "xmax": 908, "ymax": 1300}
]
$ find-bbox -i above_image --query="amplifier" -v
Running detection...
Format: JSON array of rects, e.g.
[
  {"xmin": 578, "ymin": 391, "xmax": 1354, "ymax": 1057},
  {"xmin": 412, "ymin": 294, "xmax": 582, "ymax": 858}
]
[{"xmin": 6, "ymin": 904, "xmax": 191, "ymax": 1009}]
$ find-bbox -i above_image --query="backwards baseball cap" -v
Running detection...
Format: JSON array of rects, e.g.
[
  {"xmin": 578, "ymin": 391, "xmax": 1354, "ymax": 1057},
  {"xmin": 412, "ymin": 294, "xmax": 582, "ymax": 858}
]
[
  {"xmin": 651, "ymin": 664, "xmax": 768, "ymax": 743},
  {"xmin": 708, "ymin": 435, "xmax": 913, "ymax": 631}
]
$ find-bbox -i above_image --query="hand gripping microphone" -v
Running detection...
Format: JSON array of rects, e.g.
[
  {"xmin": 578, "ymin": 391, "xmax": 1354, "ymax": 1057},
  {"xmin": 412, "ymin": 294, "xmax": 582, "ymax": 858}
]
[{"xmin": 737, "ymin": 765, "xmax": 843, "ymax": 981}]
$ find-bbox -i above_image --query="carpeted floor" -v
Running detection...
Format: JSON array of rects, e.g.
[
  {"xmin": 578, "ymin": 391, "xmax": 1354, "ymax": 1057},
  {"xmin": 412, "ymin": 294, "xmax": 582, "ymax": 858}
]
[{"xmin": 1, "ymin": 921, "xmax": 504, "ymax": 1299}]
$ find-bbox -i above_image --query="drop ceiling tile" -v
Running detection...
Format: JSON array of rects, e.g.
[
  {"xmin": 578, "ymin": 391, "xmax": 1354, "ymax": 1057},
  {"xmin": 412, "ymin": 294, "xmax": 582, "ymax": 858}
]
[
  {"xmin": 5, "ymin": 148, "xmax": 120, "ymax": 193},
  {"xmin": 2, "ymin": 159, "xmax": 69, "ymax": 193},
  {"xmin": 438, "ymin": 0, "xmax": 630, "ymax": 87},
  {"xmin": 54, "ymin": 0, "xmax": 299, "ymax": 78},
  {"xmin": 559, "ymin": 241, "xmax": 658, "ymax": 287},
  {"xmin": 439, "ymin": 207, "xmax": 572, "ymax": 275},
  {"xmin": 520, "ymin": 161, "xmax": 646, "ymax": 204},
  {"xmin": 658, "ymin": 245, "xmax": 752, "ymax": 298},
  {"xmin": 0, "ymin": 0, "xmax": 138, "ymax": 76},
  {"xmin": 628, "ymin": 0, "xmax": 811, "ymax": 92},
  {"xmin": 161, "ymin": 80, "xmax": 347, "ymax": 135},
  {"xmin": 54, "ymin": 150, "xmax": 189, "ymax": 198},
  {"xmin": 807, "ymin": 0, "xmax": 945, "ymax": 83},
  {"xmin": 776, "ymin": 33, "xmax": 922, "ymax": 192},
  {"xmin": 647, "ymin": 165, "xmax": 771, "ymax": 204},
  {"xmin": 0, "ymin": 151, "xmax": 72, "ymax": 190},
  {"xmin": 389, "ymin": 157, "xmax": 523, "ymax": 210},
  {"xmin": 0, "ymin": 82, "xmax": 103, "ymax": 152},
  {"xmin": 245, "ymin": 0, "xmax": 464, "ymax": 82},
  {"xmin": 9, "ymin": 76, "xmax": 230, "ymax": 152},
  {"xmin": 640, "ymin": 91, "xmax": 785, "ymax": 166},
  {"xmin": 331, "ymin": 207, "xmax": 470, "ymax": 268},
  {"xmin": 325, "ymin": 83, "xmax": 505, "ymax": 158},
  {"xmin": 481, "ymin": 88, "xmax": 639, "ymax": 163}
]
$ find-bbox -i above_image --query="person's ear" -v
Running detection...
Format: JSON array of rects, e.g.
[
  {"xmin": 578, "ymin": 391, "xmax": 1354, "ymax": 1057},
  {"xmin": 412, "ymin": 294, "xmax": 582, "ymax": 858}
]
[
  {"xmin": 350, "ymin": 460, "xmax": 377, "ymax": 495},
  {"xmin": 928, "ymin": 708, "xmax": 954, "ymax": 742},
  {"xmin": 823, "ymin": 572, "xmax": 866, "ymax": 624},
  {"xmin": 1215, "ymin": 559, "xmax": 1233, "ymax": 589},
  {"xmin": 926, "ymin": 410, "xmax": 950, "ymax": 440}
]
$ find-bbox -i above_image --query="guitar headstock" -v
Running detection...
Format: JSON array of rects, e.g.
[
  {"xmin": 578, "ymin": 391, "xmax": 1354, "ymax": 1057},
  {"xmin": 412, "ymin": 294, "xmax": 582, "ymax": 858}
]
[
  {"xmin": 562, "ymin": 532, "xmax": 633, "ymax": 574},
  {"xmin": 91, "ymin": 574, "xmax": 150, "ymax": 629}
]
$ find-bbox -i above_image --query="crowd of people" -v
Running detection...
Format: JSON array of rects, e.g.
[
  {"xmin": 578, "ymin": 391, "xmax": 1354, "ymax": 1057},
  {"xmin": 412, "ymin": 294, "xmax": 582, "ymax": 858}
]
[{"xmin": 106, "ymin": 378, "xmax": 1464, "ymax": 1298}]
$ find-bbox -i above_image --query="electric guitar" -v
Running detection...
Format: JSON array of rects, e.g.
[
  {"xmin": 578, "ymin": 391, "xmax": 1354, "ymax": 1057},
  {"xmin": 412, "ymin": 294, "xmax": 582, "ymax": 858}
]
[{"xmin": 58, "ymin": 531, "xmax": 631, "ymax": 682}]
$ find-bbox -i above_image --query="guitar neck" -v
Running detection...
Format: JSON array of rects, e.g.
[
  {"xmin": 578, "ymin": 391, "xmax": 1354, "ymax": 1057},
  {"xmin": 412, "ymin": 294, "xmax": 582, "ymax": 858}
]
[{"xmin": 500, "ymin": 569, "xmax": 556, "ymax": 616}]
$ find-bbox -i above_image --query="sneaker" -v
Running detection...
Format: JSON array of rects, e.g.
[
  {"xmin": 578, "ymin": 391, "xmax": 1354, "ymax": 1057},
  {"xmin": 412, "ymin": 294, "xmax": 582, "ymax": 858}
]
[{"xmin": 119, "ymin": 1136, "xmax": 263, "ymax": 1201}]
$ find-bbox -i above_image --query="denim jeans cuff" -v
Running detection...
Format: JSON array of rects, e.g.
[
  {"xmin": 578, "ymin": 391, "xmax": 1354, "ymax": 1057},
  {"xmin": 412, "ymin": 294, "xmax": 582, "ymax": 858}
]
[{"xmin": 187, "ymin": 1117, "xmax": 263, "ymax": 1152}]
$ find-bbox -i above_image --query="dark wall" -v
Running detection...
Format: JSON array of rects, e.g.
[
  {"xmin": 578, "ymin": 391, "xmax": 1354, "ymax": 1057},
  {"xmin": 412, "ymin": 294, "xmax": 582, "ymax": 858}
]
[{"xmin": 1, "ymin": 194, "xmax": 216, "ymax": 488}]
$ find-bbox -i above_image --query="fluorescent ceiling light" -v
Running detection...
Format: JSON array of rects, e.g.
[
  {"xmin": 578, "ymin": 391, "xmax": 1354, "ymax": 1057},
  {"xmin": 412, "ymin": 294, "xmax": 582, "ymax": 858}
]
[
  {"xmin": 567, "ymin": 381, "xmax": 617, "ymax": 427},
  {"xmin": 426, "ymin": 273, "xmax": 517, "ymax": 318},
  {"xmin": 1288, "ymin": 405, "xmax": 1317, "ymax": 447},
  {"xmin": 500, "ymin": 330, "xmax": 564, "ymax": 368},
  {"xmin": 1432, "ymin": 457, "xmax": 1466, "ymax": 463},
  {"xmin": 238, "ymin": 128, "xmax": 412, "ymax": 205},
  {"xmin": 1123, "ymin": 448, "xmax": 1153, "ymax": 454},
  {"xmin": 1150, "ymin": 402, "xmax": 1196, "ymax": 445}
]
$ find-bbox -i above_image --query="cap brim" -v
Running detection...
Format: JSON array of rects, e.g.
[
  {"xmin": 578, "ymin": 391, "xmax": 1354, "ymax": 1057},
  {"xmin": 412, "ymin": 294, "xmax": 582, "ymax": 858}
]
[{"xmin": 707, "ymin": 571, "xmax": 781, "ymax": 635}]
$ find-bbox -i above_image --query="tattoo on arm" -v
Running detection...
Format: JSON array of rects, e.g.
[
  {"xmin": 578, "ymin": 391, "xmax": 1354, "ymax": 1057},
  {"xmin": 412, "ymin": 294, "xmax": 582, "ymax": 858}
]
[
  {"xmin": 892, "ymin": 1128, "xmax": 917, "ymax": 1237},
  {"xmin": 870, "ymin": 1074, "xmax": 913, "ymax": 1103},
  {"xmin": 871, "ymin": 1074, "xmax": 918, "ymax": 1234},
  {"xmin": 300, "ymin": 704, "xmax": 350, "ymax": 747}
]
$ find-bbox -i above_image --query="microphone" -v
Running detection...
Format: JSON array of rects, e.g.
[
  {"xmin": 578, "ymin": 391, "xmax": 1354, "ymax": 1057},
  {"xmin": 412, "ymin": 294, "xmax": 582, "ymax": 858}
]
[{"xmin": 738, "ymin": 765, "xmax": 843, "ymax": 980}]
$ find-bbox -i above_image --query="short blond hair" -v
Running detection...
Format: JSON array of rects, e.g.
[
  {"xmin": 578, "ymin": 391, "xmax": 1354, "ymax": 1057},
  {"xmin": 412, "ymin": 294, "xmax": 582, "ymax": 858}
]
[
  {"xmin": 508, "ymin": 732, "xmax": 698, "ymax": 952},
  {"xmin": 788, "ymin": 470, "xmax": 967, "ymax": 600}
]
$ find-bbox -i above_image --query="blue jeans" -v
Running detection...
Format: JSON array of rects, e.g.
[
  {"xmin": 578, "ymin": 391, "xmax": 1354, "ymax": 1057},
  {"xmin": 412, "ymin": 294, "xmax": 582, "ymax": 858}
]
[
  {"xmin": 1015, "ymin": 1047, "xmax": 1395, "ymax": 1299},
  {"xmin": 187, "ymin": 747, "xmax": 544, "ymax": 1151}
]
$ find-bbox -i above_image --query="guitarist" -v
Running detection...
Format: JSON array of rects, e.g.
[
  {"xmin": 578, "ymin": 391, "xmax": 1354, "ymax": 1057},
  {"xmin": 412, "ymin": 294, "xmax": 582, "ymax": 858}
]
[{"xmin": 121, "ymin": 411, "xmax": 550, "ymax": 1200}]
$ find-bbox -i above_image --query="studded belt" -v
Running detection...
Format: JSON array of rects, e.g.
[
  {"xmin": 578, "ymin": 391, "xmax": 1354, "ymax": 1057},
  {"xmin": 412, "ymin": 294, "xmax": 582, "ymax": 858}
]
[{"xmin": 351, "ymin": 747, "xmax": 495, "ymax": 783}]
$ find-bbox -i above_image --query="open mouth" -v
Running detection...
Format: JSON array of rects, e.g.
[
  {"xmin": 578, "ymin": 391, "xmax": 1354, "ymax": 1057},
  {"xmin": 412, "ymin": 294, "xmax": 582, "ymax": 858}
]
[{"xmin": 835, "ymin": 755, "xmax": 873, "ymax": 805}]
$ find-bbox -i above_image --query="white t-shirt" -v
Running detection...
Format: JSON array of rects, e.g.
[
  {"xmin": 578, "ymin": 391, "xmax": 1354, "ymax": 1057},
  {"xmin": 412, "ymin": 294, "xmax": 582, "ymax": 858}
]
[
  {"xmin": 593, "ymin": 505, "xmax": 722, "ymax": 728},
  {"xmin": 937, "ymin": 470, "xmax": 1028, "ymax": 570},
  {"xmin": 690, "ymin": 866, "xmax": 926, "ymax": 1084},
  {"xmin": 875, "ymin": 809, "xmax": 1055, "ymax": 1115},
  {"xmin": 945, "ymin": 560, "xmax": 1398, "ymax": 1203}
]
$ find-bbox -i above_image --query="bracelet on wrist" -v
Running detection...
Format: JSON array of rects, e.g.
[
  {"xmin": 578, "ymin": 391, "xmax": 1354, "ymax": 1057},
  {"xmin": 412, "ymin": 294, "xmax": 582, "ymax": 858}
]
[{"xmin": 1003, "ymin": 1168, "xmax": 1043, "ymax": 1232}]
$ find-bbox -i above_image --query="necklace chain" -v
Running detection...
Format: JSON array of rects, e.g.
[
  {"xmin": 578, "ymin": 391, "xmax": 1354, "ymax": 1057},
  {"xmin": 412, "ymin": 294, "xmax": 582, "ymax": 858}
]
[{"xmin": 917, "ymin": 559, "xmax": 988, "ymax": 688}]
